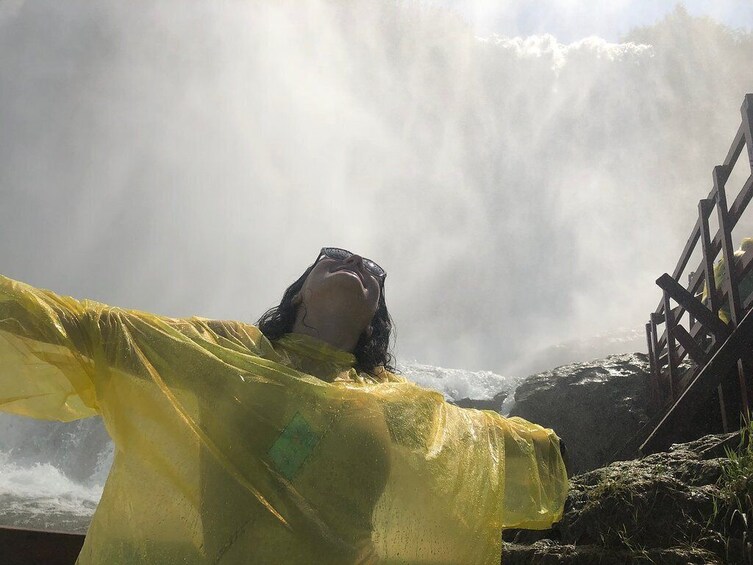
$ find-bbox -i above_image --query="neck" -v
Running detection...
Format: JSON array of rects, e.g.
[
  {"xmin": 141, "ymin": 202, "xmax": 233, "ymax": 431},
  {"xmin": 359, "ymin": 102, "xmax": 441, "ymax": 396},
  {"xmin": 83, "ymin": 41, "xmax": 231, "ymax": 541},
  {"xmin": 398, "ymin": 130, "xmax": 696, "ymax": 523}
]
[{"xmin": 291, "ymin": 305, "xmax": 365, "ymax": 353}]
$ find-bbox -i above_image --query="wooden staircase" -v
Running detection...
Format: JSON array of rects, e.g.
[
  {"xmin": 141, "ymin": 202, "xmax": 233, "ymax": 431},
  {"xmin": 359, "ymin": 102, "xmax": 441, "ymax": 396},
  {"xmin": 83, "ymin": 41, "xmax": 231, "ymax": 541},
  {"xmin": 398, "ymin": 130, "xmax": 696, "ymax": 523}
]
[{"xmin": 636, "ymin": 93, "xmax": 753, "ymax": 455}]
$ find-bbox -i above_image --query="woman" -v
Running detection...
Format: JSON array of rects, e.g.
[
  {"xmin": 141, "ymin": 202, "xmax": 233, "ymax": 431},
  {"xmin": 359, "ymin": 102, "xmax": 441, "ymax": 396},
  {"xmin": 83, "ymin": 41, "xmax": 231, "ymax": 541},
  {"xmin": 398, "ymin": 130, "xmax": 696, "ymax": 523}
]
[
  {"xmin": 0, "ymin": 248, "xmax": 568, "ymax": 564},
  {"xmin": 257, "ymin": 247, "xmax": 396, "ymax": 379}
]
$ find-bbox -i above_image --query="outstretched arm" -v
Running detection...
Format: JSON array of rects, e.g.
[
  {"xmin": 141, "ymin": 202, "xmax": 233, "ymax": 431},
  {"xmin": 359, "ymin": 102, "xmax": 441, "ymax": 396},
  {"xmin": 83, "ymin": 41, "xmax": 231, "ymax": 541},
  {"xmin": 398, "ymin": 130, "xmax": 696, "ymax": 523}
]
[
  {"xmin": 0, "ymin": 274, "xmax": 274, "ymax": 423},
  {"xmin": 0, "ymin": 274, "xmax": 103, "ymax": 421},
  {"xmin": 498, "ymin": 414, "xmax": 569, "ymax": 530}
]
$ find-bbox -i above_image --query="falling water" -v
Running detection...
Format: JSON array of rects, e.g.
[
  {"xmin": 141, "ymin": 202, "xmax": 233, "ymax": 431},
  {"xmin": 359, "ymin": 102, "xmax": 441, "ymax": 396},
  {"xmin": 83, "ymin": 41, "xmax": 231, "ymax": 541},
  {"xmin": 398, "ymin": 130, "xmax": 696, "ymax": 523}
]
[{"xmin": 1, "ymin": 0, "xmax": 752, "ymax": 531}]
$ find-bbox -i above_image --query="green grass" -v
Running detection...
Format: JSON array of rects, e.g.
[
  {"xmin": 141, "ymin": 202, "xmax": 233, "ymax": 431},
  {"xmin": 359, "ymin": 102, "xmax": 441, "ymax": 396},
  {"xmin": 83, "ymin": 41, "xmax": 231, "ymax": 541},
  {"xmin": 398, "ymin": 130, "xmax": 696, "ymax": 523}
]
[{"xmin": 717, "ymin": 416, "xmax": 753, "ymax": 563}]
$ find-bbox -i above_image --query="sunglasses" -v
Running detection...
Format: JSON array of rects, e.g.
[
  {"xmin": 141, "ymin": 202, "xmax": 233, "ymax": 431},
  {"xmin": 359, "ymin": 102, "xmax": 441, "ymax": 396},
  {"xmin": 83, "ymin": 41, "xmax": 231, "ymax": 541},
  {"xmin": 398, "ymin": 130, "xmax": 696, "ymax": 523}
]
[{"xmin": 316, "ymin": 247, "xmax": 387, "ymax": 283}]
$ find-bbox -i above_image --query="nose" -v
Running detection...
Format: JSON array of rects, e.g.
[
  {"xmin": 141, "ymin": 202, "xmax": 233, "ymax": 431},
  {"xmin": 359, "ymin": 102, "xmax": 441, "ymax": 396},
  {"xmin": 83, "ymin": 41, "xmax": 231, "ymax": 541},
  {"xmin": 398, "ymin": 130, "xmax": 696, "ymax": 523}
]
[{"xmin": 344, "ymin": 254, "xmax": 364, "ymax": 268}]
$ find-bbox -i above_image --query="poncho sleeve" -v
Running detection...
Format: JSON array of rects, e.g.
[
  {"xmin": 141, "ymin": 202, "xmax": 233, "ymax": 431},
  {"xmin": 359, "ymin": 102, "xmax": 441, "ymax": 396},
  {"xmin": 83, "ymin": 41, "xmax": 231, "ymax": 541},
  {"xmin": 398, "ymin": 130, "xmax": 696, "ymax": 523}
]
[
  {"xmin": 0, "ymin": 274, "xmax": 268, "ymax": 422},
  {"xmin": 350, "ymin": 377, "xmax": 566, "ymax": 564},
  {"xmin": 0, "ymin": 274, "xmax": 102, "ymax": 421}
]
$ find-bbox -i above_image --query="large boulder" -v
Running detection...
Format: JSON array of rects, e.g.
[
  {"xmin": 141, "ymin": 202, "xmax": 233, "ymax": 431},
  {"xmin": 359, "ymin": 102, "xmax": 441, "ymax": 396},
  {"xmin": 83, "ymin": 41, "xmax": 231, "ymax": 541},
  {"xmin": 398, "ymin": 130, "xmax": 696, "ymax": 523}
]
[
  {"xmin": 450, "ymin": 390, "xmax": 508, "ymax": 411},
  {"xmin": 503, "ymin": 432, "xmax": 746, "ymax": 564},
  {"xmin": 509, "ymin": 353, "xmax": 652, "ymax": 475}
]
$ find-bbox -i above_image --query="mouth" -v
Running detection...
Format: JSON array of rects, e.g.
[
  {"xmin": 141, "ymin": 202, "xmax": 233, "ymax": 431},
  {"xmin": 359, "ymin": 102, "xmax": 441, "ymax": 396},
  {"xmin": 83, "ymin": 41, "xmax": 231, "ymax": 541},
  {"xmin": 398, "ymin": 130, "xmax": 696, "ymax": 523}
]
[{"xmin": 333, "ymin": 265, "xmax": 364, "ymax": 285}]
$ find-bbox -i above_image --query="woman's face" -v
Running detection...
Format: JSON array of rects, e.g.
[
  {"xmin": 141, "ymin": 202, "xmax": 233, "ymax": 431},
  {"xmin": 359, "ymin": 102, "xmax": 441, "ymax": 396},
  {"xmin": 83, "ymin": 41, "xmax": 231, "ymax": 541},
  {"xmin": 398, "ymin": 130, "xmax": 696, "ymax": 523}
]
[{"xmin": 297, "ymin": 253, "xmax": 381, "ymax": 330}]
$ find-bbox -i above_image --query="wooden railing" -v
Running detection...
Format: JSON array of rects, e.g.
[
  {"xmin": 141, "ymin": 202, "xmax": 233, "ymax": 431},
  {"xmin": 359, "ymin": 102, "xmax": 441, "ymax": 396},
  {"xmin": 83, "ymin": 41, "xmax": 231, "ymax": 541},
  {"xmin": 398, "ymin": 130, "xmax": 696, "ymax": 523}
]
[{"xmin": 639, "ymin": 93, "xmax": 753, "ymax": 454}]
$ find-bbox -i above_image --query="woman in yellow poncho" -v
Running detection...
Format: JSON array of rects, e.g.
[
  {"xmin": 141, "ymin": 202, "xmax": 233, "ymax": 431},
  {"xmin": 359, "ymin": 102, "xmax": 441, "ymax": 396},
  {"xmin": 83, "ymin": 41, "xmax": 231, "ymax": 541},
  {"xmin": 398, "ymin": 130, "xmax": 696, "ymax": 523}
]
[
  {"xmin": 701, "ymin": 238, "xmax": 753, "ymax": 324},
  {"xmin": 0, "ymin": 247, "xmax": 568, "ymax": 564}
]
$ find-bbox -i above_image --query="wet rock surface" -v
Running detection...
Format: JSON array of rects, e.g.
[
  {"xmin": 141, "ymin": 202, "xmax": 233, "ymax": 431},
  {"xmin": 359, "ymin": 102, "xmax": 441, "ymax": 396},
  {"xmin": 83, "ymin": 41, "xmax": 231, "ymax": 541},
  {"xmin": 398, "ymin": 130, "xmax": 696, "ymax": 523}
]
[
  {"xmin": 509, "ymin": 353, "xmax": 653, "ymax": 475},
  {"xmin": 450, "ymin": 390, "xmax": 507, "ymax": 412},
  {"xmin": 502, "ymin": 432, "xmax": 749, "ymax": 564}
]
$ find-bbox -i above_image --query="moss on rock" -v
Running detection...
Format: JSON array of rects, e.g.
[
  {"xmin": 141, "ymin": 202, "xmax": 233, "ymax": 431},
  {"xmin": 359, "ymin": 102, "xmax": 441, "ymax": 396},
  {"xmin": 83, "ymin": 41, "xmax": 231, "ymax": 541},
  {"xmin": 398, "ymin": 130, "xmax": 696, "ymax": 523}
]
[{"xmin": 503, "ymin": 432, "xmax": 753, "ymax": 564}]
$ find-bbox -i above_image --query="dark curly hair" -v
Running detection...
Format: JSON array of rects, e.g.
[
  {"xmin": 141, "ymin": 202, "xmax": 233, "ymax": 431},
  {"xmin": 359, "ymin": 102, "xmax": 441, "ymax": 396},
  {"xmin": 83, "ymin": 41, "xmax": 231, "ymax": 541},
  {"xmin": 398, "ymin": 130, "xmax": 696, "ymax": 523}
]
[{"xmin": 256, "ymin": 260, "xmax": 396, "ymax": 375}]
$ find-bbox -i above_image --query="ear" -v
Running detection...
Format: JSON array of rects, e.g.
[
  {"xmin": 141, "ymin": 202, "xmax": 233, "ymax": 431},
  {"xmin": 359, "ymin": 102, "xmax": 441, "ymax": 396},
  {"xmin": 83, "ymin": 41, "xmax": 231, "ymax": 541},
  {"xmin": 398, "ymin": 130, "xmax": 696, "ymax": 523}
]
[{"xmin": 292, "ymin": 293, "xmax": 303, "ymax": 306}]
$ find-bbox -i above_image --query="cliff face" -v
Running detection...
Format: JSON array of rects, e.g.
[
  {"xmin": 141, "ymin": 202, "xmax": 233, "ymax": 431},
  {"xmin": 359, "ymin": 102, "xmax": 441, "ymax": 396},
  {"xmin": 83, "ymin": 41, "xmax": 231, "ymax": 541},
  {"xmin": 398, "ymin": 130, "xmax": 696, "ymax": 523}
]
[
  {"xmin": 497, "ymin": 352, "xmax": 753, "ymax": 564},
  {"xmin": 509, "ymin": 353, "xmax": 653, "ymax": 475},
  {"xmin": 503, "ymin": 431, "xmax": 751, "ymax": 564},
  {"xmin": 455, "ymin": 352, "xmax": 753, "ymax": 563}
]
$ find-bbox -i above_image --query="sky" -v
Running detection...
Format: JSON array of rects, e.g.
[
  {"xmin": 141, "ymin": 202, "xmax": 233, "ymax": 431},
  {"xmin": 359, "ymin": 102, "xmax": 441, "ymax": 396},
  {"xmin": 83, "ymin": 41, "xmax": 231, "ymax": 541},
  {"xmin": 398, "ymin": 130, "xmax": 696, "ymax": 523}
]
[
  {"xmin": 1, "ymin": 1, "xmax": 753, "ymax": 375},
  {"xmin": 430, "ymin": 1, "xmax": 753, "ymax": 41}
]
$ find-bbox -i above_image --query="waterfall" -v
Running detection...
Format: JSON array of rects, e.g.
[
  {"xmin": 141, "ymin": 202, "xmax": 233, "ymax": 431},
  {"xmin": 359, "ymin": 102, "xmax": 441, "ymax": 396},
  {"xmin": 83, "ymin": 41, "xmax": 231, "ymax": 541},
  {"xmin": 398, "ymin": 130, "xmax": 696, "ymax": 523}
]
[{"xmin": 0, "ymin": 0, "xmax": 751, "ymax": 532}]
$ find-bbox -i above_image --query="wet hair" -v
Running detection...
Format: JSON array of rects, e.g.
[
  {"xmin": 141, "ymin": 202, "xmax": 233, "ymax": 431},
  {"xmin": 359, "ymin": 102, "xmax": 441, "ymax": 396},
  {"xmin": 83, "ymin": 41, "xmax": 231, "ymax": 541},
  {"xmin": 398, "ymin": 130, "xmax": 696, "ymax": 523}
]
[{"xmin": 256, "ymin": 261, "xmax": 396, "ymax": 375}]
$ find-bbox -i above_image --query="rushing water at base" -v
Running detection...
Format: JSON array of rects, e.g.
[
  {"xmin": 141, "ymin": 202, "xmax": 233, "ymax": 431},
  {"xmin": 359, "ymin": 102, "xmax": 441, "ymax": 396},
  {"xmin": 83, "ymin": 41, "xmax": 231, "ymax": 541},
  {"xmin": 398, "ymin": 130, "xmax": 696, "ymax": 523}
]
[
  {"xmin": 0, "ymin": 417, "xmax": 113, "ymax": 533},
  {"xmin": 0, "ymin": 458, "xmax": 103, "ymax": 533}
]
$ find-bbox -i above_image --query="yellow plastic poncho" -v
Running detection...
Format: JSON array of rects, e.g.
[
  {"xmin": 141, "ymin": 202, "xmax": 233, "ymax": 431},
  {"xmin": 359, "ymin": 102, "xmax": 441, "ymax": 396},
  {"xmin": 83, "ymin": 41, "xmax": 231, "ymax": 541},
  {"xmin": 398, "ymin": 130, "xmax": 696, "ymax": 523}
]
[{"xmin": 0, "ymin": 274, "xmax": 568, "ymax": 564}]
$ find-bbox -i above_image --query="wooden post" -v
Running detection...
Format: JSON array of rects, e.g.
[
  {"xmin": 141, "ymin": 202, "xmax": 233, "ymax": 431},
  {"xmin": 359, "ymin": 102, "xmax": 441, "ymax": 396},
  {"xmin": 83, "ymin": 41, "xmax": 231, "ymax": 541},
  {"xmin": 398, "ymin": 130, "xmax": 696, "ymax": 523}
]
[
  {"xmin": 688, "ymin": 272, "xmax": 696, "ymax": 329},
  {"xmin": 740, "ymin": 350, "xmax": 753, "ymax": 424},
  {"xmin": 651, "ymin": 313, "xmax": 663, "ymax": 406},
  {"xmin": 715, "ymin": 164, "xmax": 750, "ymax": 417},
  {"xmin": 651, "ymin": 314, "xmax": 662, "ymax": 361},
  {"xmin": 715, "ymin": 166, "xmax": 743, "ymax": 323},
  {"xmin": 718, "ymin": 377, "xmax": 730, "ymax": 433},
  {"xmin": 646, "ymin": 322, "xmax": 659, "ymax": 408},
  {"xmin": 699, "ymin": 197, "xmax": 731, "ymax": 430},
  {"xmin": 740, "ymin": 94, "xmax": 753, "ymax": 421},
  {"xmin": 700, "ymin": 199, "xmax": 720, "ymax": 328},
  {"xmin": 649, "ymin": 312, "xmax": 664, "ymax": 400},
  {"xmin": 645, "ymin": 322, "xmax": 655, "ymax": 377},
  {"xmin": 663, "ymin": 290, "xmax": 677, "ymax": 400},
  {"xmin": 742, "ymin": 94, "xmax": 753, "ymax": 172}
]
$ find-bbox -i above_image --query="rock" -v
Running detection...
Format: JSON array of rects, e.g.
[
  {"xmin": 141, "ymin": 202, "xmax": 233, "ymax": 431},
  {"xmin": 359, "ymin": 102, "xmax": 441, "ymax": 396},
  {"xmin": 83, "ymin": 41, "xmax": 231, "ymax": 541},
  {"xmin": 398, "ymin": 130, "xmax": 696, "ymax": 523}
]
[
  {"xmin": 502, "ymin": 541, "xmax": 721, "ymax": 564},
  {"xmin": 503, "ymin": 432, "xmax": 746, "ymax": 565},
  {"xmin": 450, "ymin": 390, "xmax": 507, "ymax": 411},
  {"xmin": 509, "ymin": 353, "xmax": 653, "ymax": 474}
]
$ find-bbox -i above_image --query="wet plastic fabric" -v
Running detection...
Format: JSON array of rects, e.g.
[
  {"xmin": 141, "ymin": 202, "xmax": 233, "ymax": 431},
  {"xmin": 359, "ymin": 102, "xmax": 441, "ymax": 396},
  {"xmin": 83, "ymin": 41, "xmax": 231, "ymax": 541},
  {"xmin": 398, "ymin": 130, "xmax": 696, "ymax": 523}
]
[
  {"xmin": 0, "ymin": 274, "xmax": 568, "ymax": 564},
  {"xmin": 702, "ymin": 238, "xmax": 753, "ymax": 324}
]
